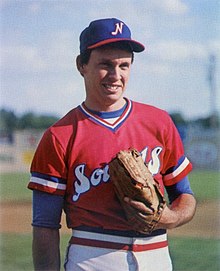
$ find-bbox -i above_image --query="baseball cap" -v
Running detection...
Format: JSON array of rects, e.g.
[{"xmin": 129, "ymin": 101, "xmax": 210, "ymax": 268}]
[{"xmin": 80, "ymin": 18, "xmax": 145, "ymax": 54}]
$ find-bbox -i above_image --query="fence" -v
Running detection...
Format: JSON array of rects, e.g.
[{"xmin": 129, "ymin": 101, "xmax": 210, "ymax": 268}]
[
  {"xmin": 0, "ymin": 130, "xmax": 43, "ymax": 173},
  {"xmin": 184, "ymin": 126, "xmax": 220, "ymax": 171},
  {"xmin": 0, "ymin": 128, "xmax": 219, "ymax": 173}
]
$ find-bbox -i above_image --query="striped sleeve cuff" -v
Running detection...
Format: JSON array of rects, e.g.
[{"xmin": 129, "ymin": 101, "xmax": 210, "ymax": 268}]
[
  {"xmin": 163, "ymin": 156, "xmax": 193, "ymax": 186},
  {"xmin": 28, "ymin": 172, "xmax": 66, "ymax": 195}
]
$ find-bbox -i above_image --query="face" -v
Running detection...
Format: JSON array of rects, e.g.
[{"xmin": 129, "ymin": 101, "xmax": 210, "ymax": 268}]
[{"xmin": 78, "ymin": 47, "xmax": 132, "ymax": 111}]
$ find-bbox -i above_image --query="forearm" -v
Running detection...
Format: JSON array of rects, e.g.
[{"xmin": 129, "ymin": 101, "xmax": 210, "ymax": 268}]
[
  {"xmin": 157, "ymin": 193, "xmax": 197, "ymax": 229},
  {"xmin": 33, "ymin": 226, "xmax": 61, "ymax": 271}
]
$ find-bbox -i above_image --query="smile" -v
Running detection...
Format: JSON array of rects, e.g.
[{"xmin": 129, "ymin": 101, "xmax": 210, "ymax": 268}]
[{"xmin": 103, "ymin": 84, "xmax": 121, "ymax": 91}]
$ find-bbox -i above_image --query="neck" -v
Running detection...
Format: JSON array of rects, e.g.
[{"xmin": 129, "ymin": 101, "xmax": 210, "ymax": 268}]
[{"xmin": 84, "ymin": 98, "xmax": 126, "ymax": 112}]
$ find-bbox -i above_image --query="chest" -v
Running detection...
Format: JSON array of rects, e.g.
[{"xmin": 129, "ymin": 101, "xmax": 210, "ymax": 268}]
[{"xmin": 65, "ymin": 117, "xmax": 167, "ymax": 202}]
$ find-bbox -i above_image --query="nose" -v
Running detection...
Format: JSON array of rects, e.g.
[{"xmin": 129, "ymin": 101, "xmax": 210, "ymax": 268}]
[{"xmin": 108, "ymin": 67, "xmax": 121, "ymax": 81}]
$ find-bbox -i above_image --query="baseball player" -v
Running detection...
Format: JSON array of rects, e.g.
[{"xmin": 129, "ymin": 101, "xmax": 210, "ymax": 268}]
[{"xmin": 28, "ymin": 18, "xmax": 196, "ymax": 271}]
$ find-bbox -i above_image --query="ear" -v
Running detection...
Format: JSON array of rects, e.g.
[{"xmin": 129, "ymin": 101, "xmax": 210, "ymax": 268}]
[{"xmin": 76, "ymin": 55, "xmax": 85, "ymax": 77}]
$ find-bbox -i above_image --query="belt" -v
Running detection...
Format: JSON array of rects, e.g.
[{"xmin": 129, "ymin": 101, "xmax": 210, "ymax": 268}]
[{"xmin": 70, "ymin": 230, "xmax": 168, "ymax": 252}]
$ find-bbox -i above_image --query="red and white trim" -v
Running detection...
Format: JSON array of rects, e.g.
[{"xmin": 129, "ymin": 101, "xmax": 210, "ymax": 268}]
[
  {"xmin": 30, "ymin": 176, "xmax": 66, "ymax": 190},
  {"xmin": 163, "ymin": 157, "xmax": 192, "ymax": 185},
  {"xmin": 70, "ymin": 230, "xmax": 168, "ymax": 252},
  {"xmin": 79, "ymin": 99, "xmax": 132, "ymax": 131}
]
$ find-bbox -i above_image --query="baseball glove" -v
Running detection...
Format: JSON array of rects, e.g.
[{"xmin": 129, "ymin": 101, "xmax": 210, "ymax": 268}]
[{"xmin": 109, "ymin": 148, "xmax": 166, "ymax": 234}]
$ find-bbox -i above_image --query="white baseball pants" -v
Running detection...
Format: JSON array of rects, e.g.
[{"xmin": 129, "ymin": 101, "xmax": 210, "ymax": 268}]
[{"xmin": 64, "ymin": 230, "xmax": 172, "ymax": 271}]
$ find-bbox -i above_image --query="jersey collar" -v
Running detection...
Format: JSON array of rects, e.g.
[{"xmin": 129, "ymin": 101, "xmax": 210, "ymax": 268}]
[{"xmin": 79, "ymin": 98, "xmax": 132, "ymax": 132}]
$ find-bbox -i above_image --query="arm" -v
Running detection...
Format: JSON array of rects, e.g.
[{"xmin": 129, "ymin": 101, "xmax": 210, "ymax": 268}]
[
  {"xmin": 124, "ymin": 194, "xmax": 196, "ymax": 229},
  {"xmin": 158, "ymin": 176, "xmax": 197, "ymax": 229},
  {"xmin": 31, "ymin": 190, "xmax": 64, "ymax": 271},
  {"xmin": 124, "ymin": 193, "xmax": 196, "ymax": 230},
  {"xmin": 156, "ymin": 193, "xmax": 196, "ymax": 229},
  {"xmin": 33, "ymin": 226, "xmax": 60, "ymax": 271}
]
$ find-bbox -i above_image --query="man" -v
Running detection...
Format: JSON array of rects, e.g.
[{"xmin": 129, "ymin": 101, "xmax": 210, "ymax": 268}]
[{"xmin": 28, "ymin": 18, "xmax": 196, "ymax": 271}]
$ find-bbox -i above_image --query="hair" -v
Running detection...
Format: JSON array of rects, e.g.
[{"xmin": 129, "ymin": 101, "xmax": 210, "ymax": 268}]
[
  {"xmin": 79, "ymin": 41, "xmax": 134, "ymax": 65},
  {"xmin": 79, "ymin": 49, "xmax": 92, "ymax": 65}
]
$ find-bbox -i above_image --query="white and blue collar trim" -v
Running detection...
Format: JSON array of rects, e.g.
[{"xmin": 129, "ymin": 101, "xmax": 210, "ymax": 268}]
[
  {"xmin": 79, "ymin": 98, "xmax": 132, "ymax": 132},
  {"xmin": 88, "ymin": 102, "xmax": 127, "ymax": 119}
]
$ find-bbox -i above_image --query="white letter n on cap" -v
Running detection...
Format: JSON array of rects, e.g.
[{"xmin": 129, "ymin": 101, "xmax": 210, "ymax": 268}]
[{"xmin": 111, "ymin": 22, "xmax": 124, "ymax": 35}]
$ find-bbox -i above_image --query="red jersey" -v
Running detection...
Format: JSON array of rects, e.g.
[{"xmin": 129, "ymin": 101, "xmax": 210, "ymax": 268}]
[{"xmin": 28, "ymin": 99, "xmax": 192, "ymax": 231}]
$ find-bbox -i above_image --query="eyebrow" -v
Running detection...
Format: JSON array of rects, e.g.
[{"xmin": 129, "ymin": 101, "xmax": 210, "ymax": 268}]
[{"xmin": 98, "ymin": 58, "xmax": 131, "ymax": 65}]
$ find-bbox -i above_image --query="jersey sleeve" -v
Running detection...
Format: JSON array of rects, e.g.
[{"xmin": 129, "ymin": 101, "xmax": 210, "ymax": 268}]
[
  {"xmin": 28, "ymin": 129, "xmax": 67, "ymax": 196},
  {"xmin": 161, "ymin": 115, "xmax": 192, "ymax": 186},
  {"xmin": 32, "ymin": 190, "xmax": 64, "ymax": 229},
  {"xmin": 165, "ymin": 176, "xmax": 194, "ymax": 203}
]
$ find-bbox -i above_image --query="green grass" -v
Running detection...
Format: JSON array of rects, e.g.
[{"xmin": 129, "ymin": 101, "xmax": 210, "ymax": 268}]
[
  {"xmin": 0, "ymin": 233, "xmax": 70, "ymax": 271},
  {"xmin": 0, "ymin": 233, "xmax": 33, "ymax": 271},
  {"xmin": 188, "ymin": 170, "xmax": 220, "ymax": 202},
  {"xmin": 169, "ymin": 237, "xmax": 220, "ymax": 271},
  {"xmin": 0, "ymin": 170, "xmax": 219, "ymax": 270},
  {"xmin": 0, "ymin": 172, "xmax": 31, "ymax": 202},
  {"xmin": 0, "ymin": 170, "xmax": 219, "ymax": 203},
  {"xmin": 0, "ymin": 233, "xmax": 219, "ymax": 271}
]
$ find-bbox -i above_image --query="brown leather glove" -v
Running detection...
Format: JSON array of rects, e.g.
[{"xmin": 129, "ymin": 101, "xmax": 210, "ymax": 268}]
[{"xmin": 109, "ymin": 148, "xmax": 166, "ymax": 234}]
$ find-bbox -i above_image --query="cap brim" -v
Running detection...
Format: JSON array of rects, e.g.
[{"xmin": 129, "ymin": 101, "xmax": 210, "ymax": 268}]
[{"xmin": 88, "ymin": 38, "xmax": 145, "ymax": 52}]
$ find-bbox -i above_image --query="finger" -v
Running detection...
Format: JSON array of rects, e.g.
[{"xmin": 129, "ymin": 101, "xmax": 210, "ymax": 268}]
[{"xmin": 124, "ymin": 197, "xmax": 153, "ymax": 214}]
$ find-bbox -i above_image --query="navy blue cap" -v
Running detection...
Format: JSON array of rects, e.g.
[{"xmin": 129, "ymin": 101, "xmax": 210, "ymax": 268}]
[{"xmin": 80, "ymin": 18, "xmax": 145, "ymax": 54}]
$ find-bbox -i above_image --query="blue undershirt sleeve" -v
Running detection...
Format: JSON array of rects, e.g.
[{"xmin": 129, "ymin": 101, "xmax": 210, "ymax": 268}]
[
  {"xmin": 165, "ymin": 176, "xmax": 194, "ymax": 204},
  {"xmin": 32, "ymin": 190, "xmax": 64, "ymax": 229}
]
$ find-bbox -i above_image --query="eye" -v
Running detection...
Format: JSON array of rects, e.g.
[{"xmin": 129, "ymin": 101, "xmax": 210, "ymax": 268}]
[
  {"xmin": 120, "ymin": 62, "xmax": 130, "ymax": 70},
  {"xmin": 99, "ymin": 62, "xmax": 111, "ymax": 69}
]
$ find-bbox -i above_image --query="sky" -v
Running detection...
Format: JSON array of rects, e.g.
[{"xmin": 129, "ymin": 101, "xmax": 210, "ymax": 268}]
[{"xmin": 1, "ymin": 0, "xmax": 220, "ymax": 120}]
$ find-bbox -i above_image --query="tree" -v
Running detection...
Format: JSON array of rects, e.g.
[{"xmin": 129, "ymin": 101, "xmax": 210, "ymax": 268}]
[
  {"xmin": 17, "ymin": 112, "xmax": 59, "ymax": 129},
  {"xmin": 169, "ymin": 112, "xmax": 186, "ymax": 127},
  {"xmin": 0, "ymin": 108, "xmax": 59, "ymax": 131},
  {"xmin": 0, "ymin": 109, "xmax": 18, "ymax": 132}
]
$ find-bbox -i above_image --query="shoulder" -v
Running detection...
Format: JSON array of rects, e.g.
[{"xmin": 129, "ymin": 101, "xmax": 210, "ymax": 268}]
[
  {"xmin": 132, "ymin": 100, "xmax": 168, "ymax": 114},
  {"xmin": 41, "ymin": 106, "xmax": 81, "ymax": 148},
  {"xmin": 48, "ymin": 106, "xmax": 81, "ymax": 132},
  {"xmin": 131, "ymin": 100, "xmax": 172, "ymax": 122},
  {"xmin": 52, "ymin": 106, "xmax": 81, "ymax": 127}
]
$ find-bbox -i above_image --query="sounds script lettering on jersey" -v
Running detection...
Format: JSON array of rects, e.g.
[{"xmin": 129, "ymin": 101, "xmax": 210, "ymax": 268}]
[
  {"xmin": 72, "ymin": 146, "xmax": 162, "ymax": 202},
  {"xmin": 73, "ymin": 164, "xmax": 109, "ymax": 201}
]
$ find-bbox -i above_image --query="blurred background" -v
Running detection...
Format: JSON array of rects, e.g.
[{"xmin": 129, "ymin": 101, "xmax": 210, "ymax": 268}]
[{"xmin": 0, "ymin": 0, "xmax": 219, "ymax": 270}]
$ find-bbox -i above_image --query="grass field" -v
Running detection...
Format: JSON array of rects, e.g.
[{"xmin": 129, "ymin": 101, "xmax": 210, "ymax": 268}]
[
  {"xmin": 0, "ymin": 233, "xmax": 219, "ymax": 271},
  {"xmin": 0, "ymin": 172, "xmax": 31, "ymax": 202},
  {"xmin": 0, "ymin": 170, "xmax": 219, "ymax": 270},
  {"xmin": 1, "ymin": 170, "xmax": 219, "ymax": 202}
]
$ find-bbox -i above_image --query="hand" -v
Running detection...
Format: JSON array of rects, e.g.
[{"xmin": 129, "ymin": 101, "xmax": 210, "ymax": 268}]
[
  {"xmin": 124, "ymin": 193, "xmax": 196, "ymax": 230},
  {"xmin": 124, "ymin": 197, "xmax": 172, "ymax": 229},
  {"xmin": 124, "ymin": 196, "xmax": 154, "ymax": 215}
]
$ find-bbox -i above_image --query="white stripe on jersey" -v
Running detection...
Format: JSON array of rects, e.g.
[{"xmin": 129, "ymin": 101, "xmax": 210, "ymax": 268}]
[
  {"xmin": 79, "ymin": 99, "xmax": 132, "ymax": 130},
  {"xmin": 72, "ymin": 230, "xmax": 167, "ymax": 245},
  {"xmin": 164, "ymin": 157, "xmax": 190, "ymax": 181},
  {"xmin": 103, "ymin": 117, "xmax": 119, "ymax": 124},
  {"xmin": 30, "ymin": 176, "xmax": 66, "ymax": 190}
]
